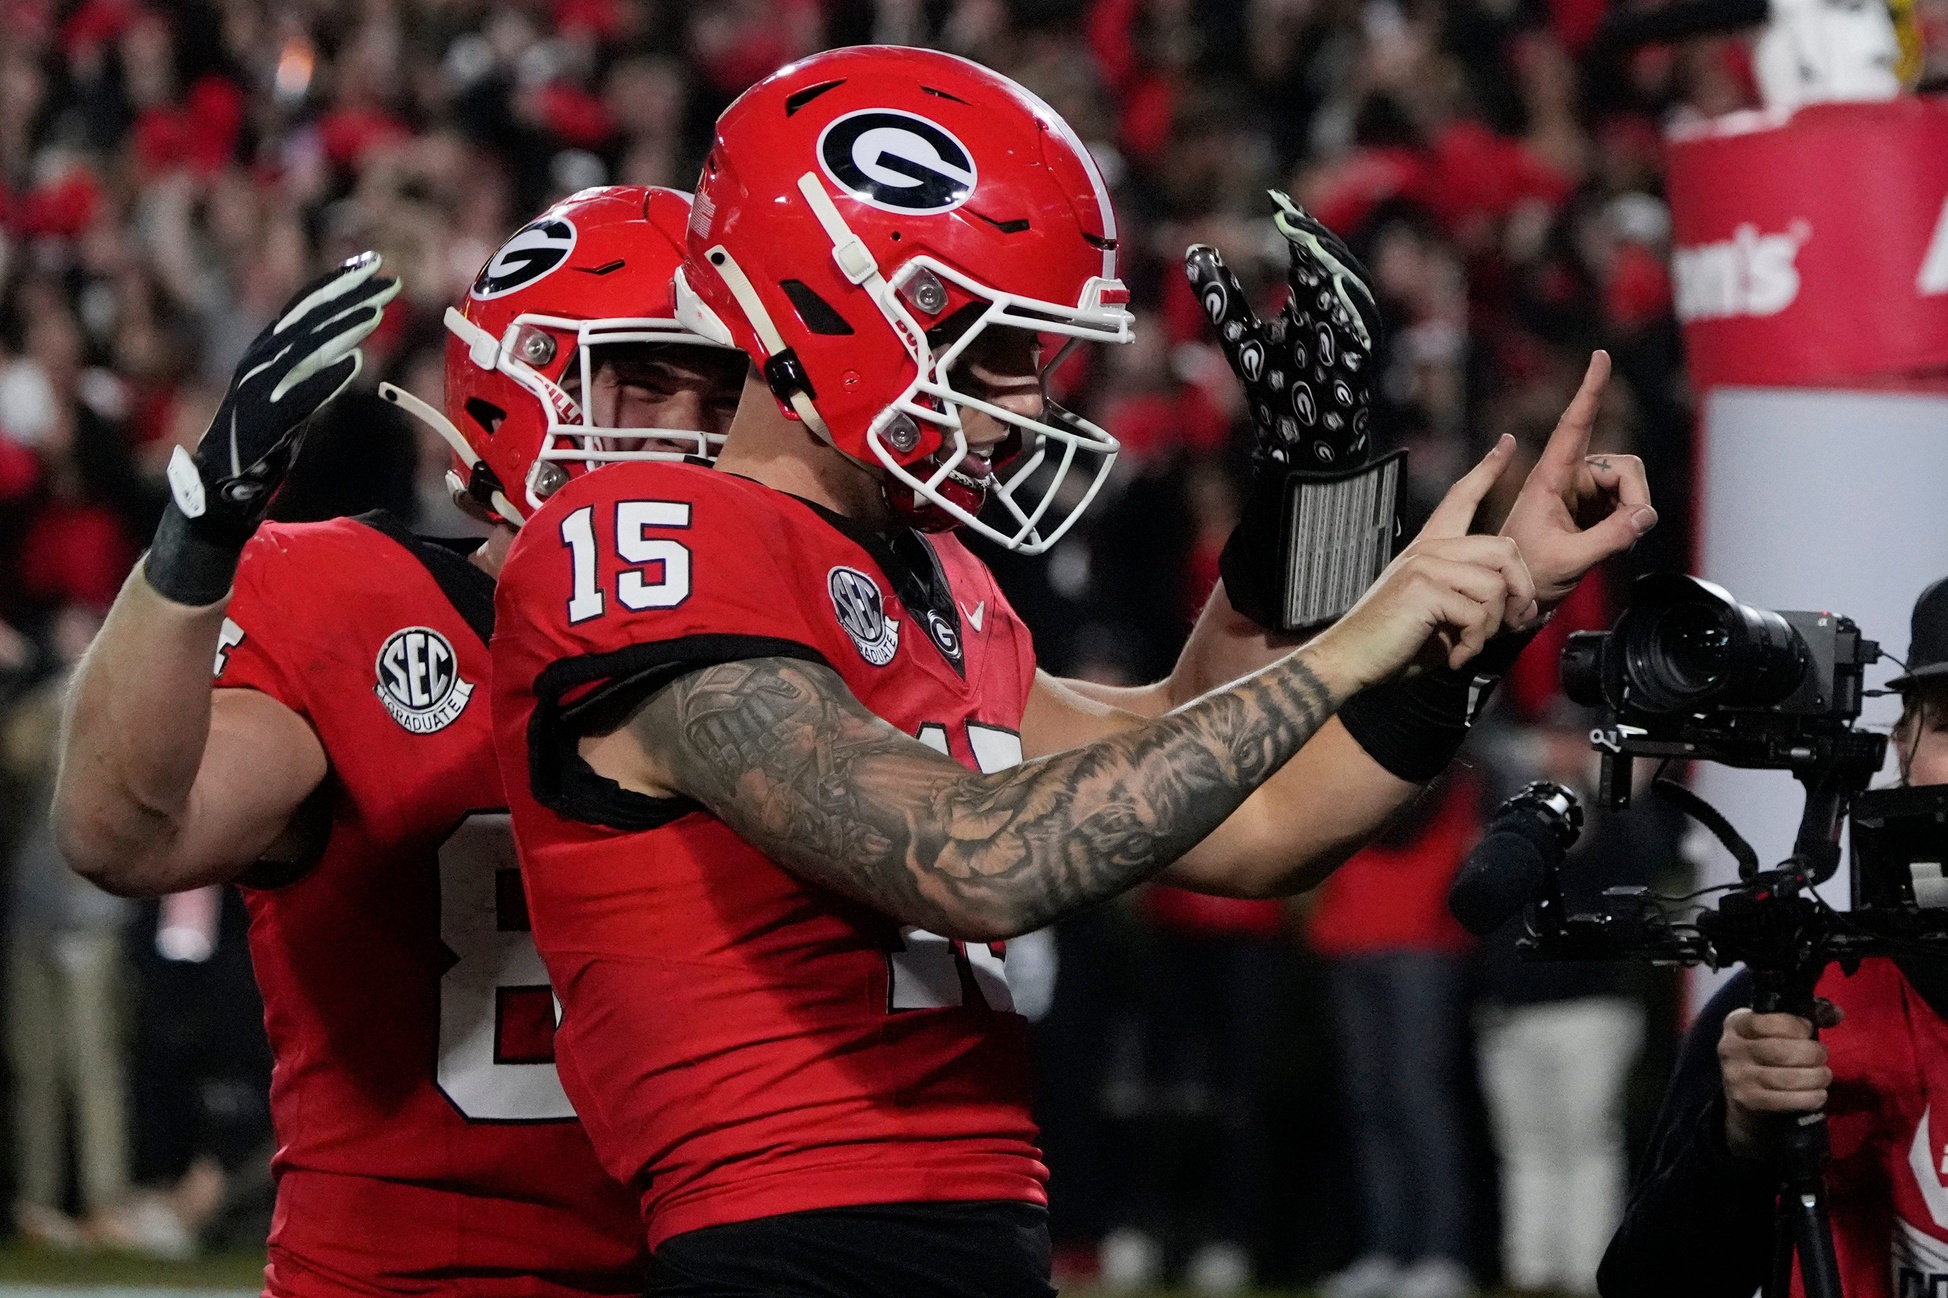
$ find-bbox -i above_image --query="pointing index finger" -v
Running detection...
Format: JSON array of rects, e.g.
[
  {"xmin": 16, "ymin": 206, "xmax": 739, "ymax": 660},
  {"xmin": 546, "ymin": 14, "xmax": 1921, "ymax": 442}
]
[
  {"xmin": 1534, "ymin": 350, "xmax": 1611, "ymax": 480},
  {"xmin": 1420, "ymin": 434, "xmax": 1516, "ymax": 540}
]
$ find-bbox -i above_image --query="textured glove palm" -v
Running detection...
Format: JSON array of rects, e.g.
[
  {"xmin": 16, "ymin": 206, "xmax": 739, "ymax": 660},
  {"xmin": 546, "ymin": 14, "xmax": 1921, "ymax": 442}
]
[
  {"xmin": 1187, "ymin": 192, "xmax": 1382, "ymax": 470},
  {"xmin": 148, "ymin": 252, "xmax": 399, "ymax": 604},
  {"xmin": 1186, "ymin": 194, "xmax": 1399, "ymax": 631}
]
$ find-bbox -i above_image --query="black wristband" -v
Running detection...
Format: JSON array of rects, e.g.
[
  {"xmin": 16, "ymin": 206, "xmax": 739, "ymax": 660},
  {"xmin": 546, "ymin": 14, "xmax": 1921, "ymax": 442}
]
[
  {"xmin": 143, "ymin": 503, "xmax": 243, "ymax": 608},
  {"xmin": 1336, "ymin": 624, "xmax": 1541, "ymax": 783}
]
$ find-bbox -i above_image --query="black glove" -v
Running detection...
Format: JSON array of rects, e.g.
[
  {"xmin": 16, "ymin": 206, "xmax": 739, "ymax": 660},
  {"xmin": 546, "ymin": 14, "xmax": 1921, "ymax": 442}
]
[
  {"xmin": 1187, "ymin": 192, "xmax": 1401, "ymax": 632},
  {"xmin": 147, "ymin": 252, "xmax": 399, "ymax": 606}
]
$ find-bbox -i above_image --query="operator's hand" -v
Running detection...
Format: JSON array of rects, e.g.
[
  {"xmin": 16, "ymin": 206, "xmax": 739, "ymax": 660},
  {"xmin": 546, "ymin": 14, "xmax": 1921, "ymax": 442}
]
[
  {"xmin": 1324, "ymin": 434, "xmax": 1535, "ymax": 690},
  {"xmin": 1498, "ymin": 351, "xmax": 1656, "ymax": 622},
  {"xmin": 1719, "ymin": 1002, "xmax": 1842, "ymax": 1160},
  {"xmin": 166, "ymin": 252, "xmax": 400, "ymax": 546}
]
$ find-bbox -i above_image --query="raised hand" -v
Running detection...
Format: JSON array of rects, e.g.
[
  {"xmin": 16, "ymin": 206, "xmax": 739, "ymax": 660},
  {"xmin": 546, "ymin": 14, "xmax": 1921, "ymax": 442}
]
[
  {"xmin": 1188, "ymin": 193, "xmax": 1399, "ymax": 632},
  {"xmin": 146, "ymin": 251, "xmax": 399, "ymax": 607},
  {"xmin": 166, "ymin": 252, "xmax": 400, "ymax": 546},
  {"xmin": 1499, "ymin": 351, "xmax": 1657, "ymax": 617},
  {"xmin": 1185, "ymin": 191, "xmax": 1381, "ymax": 470}
]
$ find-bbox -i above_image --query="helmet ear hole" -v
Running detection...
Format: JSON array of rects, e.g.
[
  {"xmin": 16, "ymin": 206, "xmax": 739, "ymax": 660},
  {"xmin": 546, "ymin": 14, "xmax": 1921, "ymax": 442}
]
[
  {"xmin": 466, "ymin": 398, "xmax": 508, "ymax": 436},
  {"xmin": 779, "ymin": 280, "xmax": 855, "ymax": 336}
]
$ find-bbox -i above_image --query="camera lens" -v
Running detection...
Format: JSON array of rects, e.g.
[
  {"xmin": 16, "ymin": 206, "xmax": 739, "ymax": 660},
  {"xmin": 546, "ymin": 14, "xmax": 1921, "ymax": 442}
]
[
  {"xmin": 1649, "ymin": 602, "xmax": 1733, "ymax": 693},
  {"xmin": 1614, "ymin": 575, "xmax": 1807, "ymax": 713}
]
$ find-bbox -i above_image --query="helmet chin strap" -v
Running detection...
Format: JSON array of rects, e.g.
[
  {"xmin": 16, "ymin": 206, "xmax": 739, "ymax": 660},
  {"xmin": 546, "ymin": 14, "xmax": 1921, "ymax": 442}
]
[
  {"xmin": 378, "ymin": 382, "xmax": 526, "ymax": 526},
  {"xmin": 699, "ymin": 175, "xmax": 943, "ymax": 455}
]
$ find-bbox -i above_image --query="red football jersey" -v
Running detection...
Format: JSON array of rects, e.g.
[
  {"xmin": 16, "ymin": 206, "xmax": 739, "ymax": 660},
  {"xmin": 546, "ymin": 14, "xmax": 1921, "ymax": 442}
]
[
  {"xmin": 216, "ymin": 513, "xmax": 644, "ymax": 1297},
  {"xmin": 1797, "ymin": 957, "xmax": 1948, "ymax": 1298},
  {"xmin": 489, "ymin": 461, "xmax": 1044, "ymax": 1248}
]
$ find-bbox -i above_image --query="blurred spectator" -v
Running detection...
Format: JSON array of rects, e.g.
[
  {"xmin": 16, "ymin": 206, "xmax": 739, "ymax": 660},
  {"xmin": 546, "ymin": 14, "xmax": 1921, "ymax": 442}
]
[
  {"xmin": 1097, "ymin": 885, "xmax": 1286, "ymax": 1295},
  {"xmin": 5, "ymin": 605, "xmax": 131, "ymax": 1248},
  {"xmin": 1469, "ymin": 700, "xmax": 1679, "ymax": 1296},
  {"xmin": 1308, "ymin": 775, "xmax": 1483, "ymax": 1298},
  {"xmin": 107, "ymin": 886, "xmax": 275, "ymax": 1259}
]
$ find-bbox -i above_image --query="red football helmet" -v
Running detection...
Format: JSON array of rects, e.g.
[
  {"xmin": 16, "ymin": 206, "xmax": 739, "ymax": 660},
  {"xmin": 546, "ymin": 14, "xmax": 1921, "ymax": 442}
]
[
  {"xmin": 381, "ymin": 185, "xmax": 739, "ymax": 526},
  {"xmin": 677, "ymin": 46, "xmax": 1133, "ymax": 552}
]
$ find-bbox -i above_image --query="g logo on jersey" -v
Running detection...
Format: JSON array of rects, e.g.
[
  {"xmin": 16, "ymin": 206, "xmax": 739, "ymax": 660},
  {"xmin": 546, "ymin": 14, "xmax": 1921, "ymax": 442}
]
[
  {"xmin": 375, "ymin": 627, "xmax": 475, "ymax": 733},
  {"xmin": 471, "ymin": 217, "xmax": 577, "ymax": 300},
  {"xmin": 817, "ymin": 110, "xmax": 976, "ymax": 214},
  {"xmin": 829, "ymin": 566, "xmax": 901, "ymax": 666},
  {"xmin": 925, "ymin": 609, "xmax": 962, "ymax": 666}
]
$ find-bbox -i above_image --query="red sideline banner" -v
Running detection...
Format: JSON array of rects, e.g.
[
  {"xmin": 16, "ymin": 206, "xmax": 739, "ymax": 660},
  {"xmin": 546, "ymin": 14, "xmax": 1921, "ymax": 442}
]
[{"xmin": 1666, "ymin": 97, "xmax": 1948, "ymax": 390}]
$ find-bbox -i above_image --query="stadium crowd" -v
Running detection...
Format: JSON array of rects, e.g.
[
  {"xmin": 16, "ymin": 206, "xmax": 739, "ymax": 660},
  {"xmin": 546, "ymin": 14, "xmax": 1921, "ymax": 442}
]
[{"xmin": 0, "ymin": 0, "xmax": 1890, "ymax": 1290}]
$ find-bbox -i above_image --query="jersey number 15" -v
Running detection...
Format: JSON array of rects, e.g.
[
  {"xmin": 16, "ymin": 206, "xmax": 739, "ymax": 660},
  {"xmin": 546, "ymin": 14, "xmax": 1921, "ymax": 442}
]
[{"xmin": 561, "ymin": 501, "xmax": 691, "ymax": 624}]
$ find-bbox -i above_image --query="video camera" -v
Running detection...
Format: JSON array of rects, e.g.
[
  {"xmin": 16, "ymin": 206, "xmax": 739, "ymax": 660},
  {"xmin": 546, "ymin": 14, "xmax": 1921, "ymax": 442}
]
[
  {"xmin": 1446, "ymin": 574, "xmax": 1948, "ymax": 1298},
  {"xmin": 1446, "ymin": 572, "xmax": 1948, "ymax": 973},
  {"xmin": 1556, "ymin": 573, "xmax": 1885, "ymax": 877}
]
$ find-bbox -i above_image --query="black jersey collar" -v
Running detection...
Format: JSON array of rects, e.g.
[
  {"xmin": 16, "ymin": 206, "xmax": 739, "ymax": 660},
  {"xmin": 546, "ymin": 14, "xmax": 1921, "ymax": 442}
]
[
  {"xmin": 787, "ymin": 496, "xmax": 966, "ymax": 677},
  {"xmin": 353, "ymin": 511, "xmax": 496, "ymax": 646}
]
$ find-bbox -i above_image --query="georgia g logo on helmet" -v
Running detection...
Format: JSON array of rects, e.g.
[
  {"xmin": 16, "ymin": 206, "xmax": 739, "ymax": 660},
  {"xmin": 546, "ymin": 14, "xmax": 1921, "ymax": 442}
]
[
  {"xmin": 817, "ymin": 110, "xmax": 976, "ymax": 214},
  {"xmin": 472, "ymin": 217, "xmax": 578, "ymax": 300}
]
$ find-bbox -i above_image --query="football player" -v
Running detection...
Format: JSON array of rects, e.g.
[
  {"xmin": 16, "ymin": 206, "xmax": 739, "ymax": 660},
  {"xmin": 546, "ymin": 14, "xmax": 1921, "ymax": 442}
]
[
  {"xmin": 53, "ymin": 186, "xmax": 746, "ymax": 1297},
  {"xmin": 487, "ymin": 47, "xmax": 1655, "ymax": 1298}
]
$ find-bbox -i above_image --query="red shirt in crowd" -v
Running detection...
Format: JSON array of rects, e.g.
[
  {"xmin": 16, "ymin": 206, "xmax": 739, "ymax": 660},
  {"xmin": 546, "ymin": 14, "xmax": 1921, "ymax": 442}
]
[{"xmin": 1303, "ymin": 774, "xmax": 1480, "ymax": 957}]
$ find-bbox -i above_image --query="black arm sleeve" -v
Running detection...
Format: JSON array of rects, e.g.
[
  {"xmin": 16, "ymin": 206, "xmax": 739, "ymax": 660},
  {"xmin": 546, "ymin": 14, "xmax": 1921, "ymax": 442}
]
[{"xmin": 1598, "ymin": 970, "xmax": 1781, "ymax": 1298}]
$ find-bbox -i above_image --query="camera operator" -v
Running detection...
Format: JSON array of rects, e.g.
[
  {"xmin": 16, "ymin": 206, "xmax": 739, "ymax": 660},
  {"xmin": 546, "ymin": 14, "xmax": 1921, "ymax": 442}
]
[{"xmin": 1599, "ymin": 575, "xmax": 1948, "ymax": 1298}]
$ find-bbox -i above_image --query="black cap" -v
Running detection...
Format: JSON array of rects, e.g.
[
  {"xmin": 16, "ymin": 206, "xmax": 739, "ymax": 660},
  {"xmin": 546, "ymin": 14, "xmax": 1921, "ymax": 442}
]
[{"xmin": 1891, "ymin": 577, "xmax": 1948, "ymax": 691}]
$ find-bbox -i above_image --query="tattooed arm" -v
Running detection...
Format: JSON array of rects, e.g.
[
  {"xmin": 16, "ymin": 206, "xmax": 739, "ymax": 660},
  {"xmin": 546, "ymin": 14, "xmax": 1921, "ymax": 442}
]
[
  {"xmin": 1021, "ymin": 678, "xmax": 1411, "ymax": 899},
  {"xmin": 1021, "ymin": 532, "xmax": 1529, "ymax": 900},
  {"xmin": 579, "ymin": 456, "xmax": 1520, "ymax": 939},
  {"xmin": 605, "ymin": 645, "xmax": 1343, "ymax": 942}
]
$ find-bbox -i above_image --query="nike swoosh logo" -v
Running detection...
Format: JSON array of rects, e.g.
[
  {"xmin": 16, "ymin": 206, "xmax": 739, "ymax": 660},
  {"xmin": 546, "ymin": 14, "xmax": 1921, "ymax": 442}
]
[
  {"xmin": 962, "ymin": 601, "xmax": 984, "ymax": 631},
  {"xmin": 1908, "ymin": 1105, "xmax": 1948, "ymax": 1228}
]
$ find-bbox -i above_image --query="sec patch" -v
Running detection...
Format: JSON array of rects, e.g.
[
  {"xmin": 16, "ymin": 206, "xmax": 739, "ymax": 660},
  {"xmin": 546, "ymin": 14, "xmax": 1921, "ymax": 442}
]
[
  {"xmin": 828, "ymin": 566, "xmax": 900, "ymax": 667},
  {"xmin": 375, "ymin": 627, "xmax": 475, "ymax": 733}
]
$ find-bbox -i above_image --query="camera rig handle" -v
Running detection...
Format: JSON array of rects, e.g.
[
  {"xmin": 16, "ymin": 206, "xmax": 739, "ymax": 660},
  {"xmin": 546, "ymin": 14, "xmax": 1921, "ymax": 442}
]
[
  {"xmin": 1747, "ymin": 962, "xmax": 1845, "ymax": 1298},
  {"xmin": 1655, "ymin": 776, "xmax": 1760, "ymax": 878},
  {"xmin": 1787, "ymin": 730, "xmax": 1888, "ymax": 887}
]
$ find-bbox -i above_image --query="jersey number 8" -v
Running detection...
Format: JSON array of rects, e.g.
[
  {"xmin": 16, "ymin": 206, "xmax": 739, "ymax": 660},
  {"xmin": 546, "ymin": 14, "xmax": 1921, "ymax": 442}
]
[{"xmin": 436, "ymin": 812, "xmax": 576, "ymax": 1122}]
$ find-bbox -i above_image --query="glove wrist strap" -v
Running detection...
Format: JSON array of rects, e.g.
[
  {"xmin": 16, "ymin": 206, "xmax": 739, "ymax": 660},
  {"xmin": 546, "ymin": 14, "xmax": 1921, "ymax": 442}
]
[
  {"xmin": 1336, "ymin": 624, "xmax": 1541, "ymax": 783},
  {"xmin": 144, "ymin": 503, "xmax": 244, "ymax": 608},
  {"xmin": 1221, "ymin": 449, "xmax": 1405, "ymax": 633}
]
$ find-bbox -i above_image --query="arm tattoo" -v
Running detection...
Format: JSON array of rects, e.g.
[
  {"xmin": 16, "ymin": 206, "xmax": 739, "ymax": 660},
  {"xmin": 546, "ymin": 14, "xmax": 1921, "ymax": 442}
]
[{"xmin": 636, "ymin": 652, "xmax": 1341, "ymax": 940}]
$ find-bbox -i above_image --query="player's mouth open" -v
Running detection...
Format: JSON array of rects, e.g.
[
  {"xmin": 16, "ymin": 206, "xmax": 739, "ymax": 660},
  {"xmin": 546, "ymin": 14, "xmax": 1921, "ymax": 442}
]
[
  {"xmin": 948, "ymin": 450, "xmax": 994, "ymax": 491},
  {"xmin": 944, "ymin": 428, "xmax": 1022, "ymax": 491}
]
